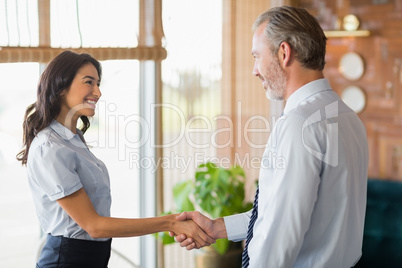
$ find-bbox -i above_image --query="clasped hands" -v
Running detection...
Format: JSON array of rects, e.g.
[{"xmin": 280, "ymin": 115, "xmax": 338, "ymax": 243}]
[{"xmin": 170, "ymin": 211, "xmax": 227, "ymax": 250}]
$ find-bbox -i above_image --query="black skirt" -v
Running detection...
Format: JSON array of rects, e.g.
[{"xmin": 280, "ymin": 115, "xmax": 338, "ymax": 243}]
[{"xmin": 36, "ymin": 234, "xmax": 112, "ymax": 268}]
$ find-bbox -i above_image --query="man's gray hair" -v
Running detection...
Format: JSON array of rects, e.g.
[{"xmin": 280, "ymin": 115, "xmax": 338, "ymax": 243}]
[{"xmin": 253, "ymin": 6, "xmax": 327, "ymax": 71}]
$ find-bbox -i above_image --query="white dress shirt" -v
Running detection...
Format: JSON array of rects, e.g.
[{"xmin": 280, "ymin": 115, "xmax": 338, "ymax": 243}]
[{"xmin": 224, "ymin": 79, "xmax": 369, "ymax": 268}]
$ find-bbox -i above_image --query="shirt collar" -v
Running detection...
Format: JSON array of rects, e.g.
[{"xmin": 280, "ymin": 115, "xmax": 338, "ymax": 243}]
[
  {"xmin": 50, "ymin": 120, "xmax": 82, "ymax": 141},
  {"xmin": 283, "ymin": 78, "xmax": 332, "ymax": 115}
]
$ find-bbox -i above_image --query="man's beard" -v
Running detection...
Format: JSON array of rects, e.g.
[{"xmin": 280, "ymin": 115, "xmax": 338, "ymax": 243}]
[{"xmin": 264, "ymin": 56, "xmax": 287, "ymax": 101}]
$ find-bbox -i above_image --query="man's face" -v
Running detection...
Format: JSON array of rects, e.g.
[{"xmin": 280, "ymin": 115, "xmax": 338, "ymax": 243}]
[{"xmin": 251, "ymin": 23, "xmax": 287, "ymax": 101}]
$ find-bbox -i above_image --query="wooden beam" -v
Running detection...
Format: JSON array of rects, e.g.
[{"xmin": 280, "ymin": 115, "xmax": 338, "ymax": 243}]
[
  {"xmin": 38, "ymin": 0, "xmax": 50, "ymax": 47},
  {"xmin": 0, "ymin": 46, "xmax": 167, "ymax": 63}
]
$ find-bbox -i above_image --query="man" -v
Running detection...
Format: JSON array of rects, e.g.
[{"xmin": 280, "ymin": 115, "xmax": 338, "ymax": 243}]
[{"xmin": 173, "ymin": 6, "xmax": 369, "ymax": 268}]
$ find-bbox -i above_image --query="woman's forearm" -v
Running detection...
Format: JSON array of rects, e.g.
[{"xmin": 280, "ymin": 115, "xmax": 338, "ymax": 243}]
[
  {"xmin": 89, "ymin": 214, "xmax": 215, "ymax": 248},
  {"xmin": 57, "ymin": 188, "xmax": 215, "ymax": 248},
  {"xmin": 89, "ymin": 214, "xmax": 176, "ymax": 238}
]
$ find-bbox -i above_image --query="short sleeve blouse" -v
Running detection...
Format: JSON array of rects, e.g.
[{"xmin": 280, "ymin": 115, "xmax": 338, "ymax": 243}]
[{"xmin": 27, "ymin": 120, "xmax": 111, "ymax": 241}]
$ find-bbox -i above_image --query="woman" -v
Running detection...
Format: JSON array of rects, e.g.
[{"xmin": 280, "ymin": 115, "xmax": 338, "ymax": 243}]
[{"xmin": 17, "ymin": 50, "xmax": 214, "ymax": 268}]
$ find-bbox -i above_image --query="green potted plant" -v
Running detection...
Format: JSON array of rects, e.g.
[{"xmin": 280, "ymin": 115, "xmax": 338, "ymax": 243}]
[{"xmin": 158, "ymin": 162, "xmax": 253, "ymax": 267}]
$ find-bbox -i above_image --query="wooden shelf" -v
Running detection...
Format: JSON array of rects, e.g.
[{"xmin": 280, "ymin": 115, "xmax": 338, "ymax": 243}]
[{"xmin": 324, "ymin": 30, "xmax": 371, "ymax": 38}]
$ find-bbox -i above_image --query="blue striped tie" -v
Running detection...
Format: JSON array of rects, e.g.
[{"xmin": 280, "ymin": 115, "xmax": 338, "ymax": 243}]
[{"xmin": 242, "ymin": 186, "xmax": 259, "ymax": 268}]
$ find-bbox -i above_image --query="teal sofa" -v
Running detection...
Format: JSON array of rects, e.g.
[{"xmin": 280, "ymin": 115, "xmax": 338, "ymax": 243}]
[{"xmin": 354, "ymin": 178, "xmax": 402, "ymax": 267}]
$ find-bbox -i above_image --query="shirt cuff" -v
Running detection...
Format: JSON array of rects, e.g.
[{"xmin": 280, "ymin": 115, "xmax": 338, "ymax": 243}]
[{"xmin": 223, "ymin": 211, "xmax": 251, "ymax": 242}]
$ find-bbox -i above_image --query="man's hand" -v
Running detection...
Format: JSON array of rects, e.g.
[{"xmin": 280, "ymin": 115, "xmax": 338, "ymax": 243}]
[
  {"xmin": 169, "ymin": 213, "xmax": 215, "ymax": 249},
  {"xmin": 170, "ymin": 211, "xmax": 227, "ymax": 250}
]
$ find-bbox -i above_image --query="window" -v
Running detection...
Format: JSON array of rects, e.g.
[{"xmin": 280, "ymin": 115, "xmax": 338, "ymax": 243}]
[
  {"xmin": 0, "ymin": 0, "xmax": 39, "ymax": 46},
  {"xmin": 0, "ymin": 0, "xmax": 144, "ymax": 267},
  {"xmin": 161, "ymin": 0, "xmax": 222, "ymax": 267},
  {"xmin": 0, "ymin": 62, "xmax": 40, "ymax": 267},
  {"xmin": 0, "ymin": 0, "xmax": 225, "ymax": 267},
  {"xmin": 0, "ymin": 60, "xmax": 142, "ymax": 267},
  {"xmin": 50, "ymin": 0, "xmax": 139, "ymax": 48}
]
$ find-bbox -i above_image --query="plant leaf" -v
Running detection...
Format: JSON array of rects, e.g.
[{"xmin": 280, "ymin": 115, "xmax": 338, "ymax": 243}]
[
  {"xmin": 173, "ymin": 180, "xmax": 195, "ymax": 211},
  {"xmin": 154, "ymin": 231, "xmax": 175, "ymax": 244},
  {"xmin": 212, "ymin": 238, "xmax": 230, "ymax": 255}
]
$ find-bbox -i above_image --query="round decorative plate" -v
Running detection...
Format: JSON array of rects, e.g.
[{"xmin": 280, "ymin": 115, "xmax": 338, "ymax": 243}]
[
  {"xmin": 339, "ymin": 52, "xmax": 365, "ymax": 81},
  {"xmin": 341, "ymin": 85, "xmax": 366, "ymax": 113},
  {"xmin": 343, "ymin": 14, "xmax": 360, "ymax": 31}
]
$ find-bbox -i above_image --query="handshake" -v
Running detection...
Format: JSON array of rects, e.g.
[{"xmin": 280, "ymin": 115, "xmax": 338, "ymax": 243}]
[
  {"xmin": 162, "ymin": 162, "xmax": 248, "ymax": 250},
  {"xmin": 168, "ymin": 211, "xmax": 228, "ymax": 250}
]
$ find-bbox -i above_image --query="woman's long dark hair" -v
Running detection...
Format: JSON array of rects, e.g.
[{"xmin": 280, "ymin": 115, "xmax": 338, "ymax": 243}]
[{"xmin": 16, "ymin": 50, "xmax": 102, "ymax": 165}]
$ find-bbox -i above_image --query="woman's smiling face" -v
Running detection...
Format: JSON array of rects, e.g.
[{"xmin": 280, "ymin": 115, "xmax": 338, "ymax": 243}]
[{"xmin": 59, "ymin": 63, "xmax": 101, "ymax": 122}]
